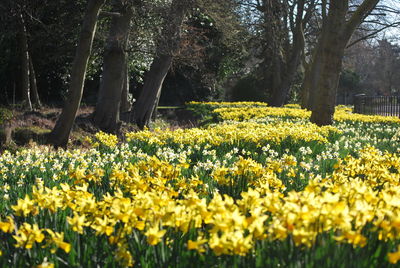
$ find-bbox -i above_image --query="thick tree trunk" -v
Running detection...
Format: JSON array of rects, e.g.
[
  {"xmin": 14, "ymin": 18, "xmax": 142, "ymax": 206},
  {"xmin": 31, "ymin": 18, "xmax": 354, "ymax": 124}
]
[
  {"xmin": 310, "ymin": 0, "xmax": 379, "ymax": 126},
  {"xmin": 17, "ymin": 11, "xmax": 32, "ymax": 111},
  {"xmin": 310, "ymin": 42, "xmax": 346, "ymax": 125},
  {"xmin": 266, "ymin": 0, "xmax": 306, "ymax": 107},
  {"xmin": 120, "ymin": 62, "xmax": 131, "ymax": 113},
  {"xmin": 276, "ymin": 53, "xmax": 302, "ymax": 106},
  {"xmin": 133, "ymin": 55, "xmax": 173, "ymax": 129},
  {"xmin": 29, "ymin": 56, "xmax": 41, "ymax": 108},
  {"xmin": 132, "ymin": 0, "xmax": 189, "ymax": 129},
  {"xmin": 300, "ymin": 0, "xmax": 327, "ymax": 110},
  {"xmin": 301, "ymin": 44, "xmax": 323, "ymax": 110},
  {"xmin": 268, "ymin": 57, "xmax": 284, "ymax": 107},
  {"xmin": 300, "ymin": 62, "xmax": 311, "ymax": 109},
  {"xmin": 310, "ymin": 1, "xmax": 348, "ymax": 125},
  {"xmin": 94, "ymin": 4, "xmax": 133, "ymax": 133},
  {"xmin": 151, "ymin": 74, "xmax": 164, "ymax": 120},
  {"xmin": 48, "ymin": 0, "xmax": 105, "ymax": 147},
  {"xmin": 262, "ymin": 0, "xmax": 286, "ymax": 107}
]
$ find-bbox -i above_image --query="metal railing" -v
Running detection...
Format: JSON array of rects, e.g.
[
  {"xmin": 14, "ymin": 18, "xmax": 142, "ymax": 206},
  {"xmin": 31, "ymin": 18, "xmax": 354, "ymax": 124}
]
[{"xmin": 354, "ymin": 94, "xmax": 400, "ymax": 117}]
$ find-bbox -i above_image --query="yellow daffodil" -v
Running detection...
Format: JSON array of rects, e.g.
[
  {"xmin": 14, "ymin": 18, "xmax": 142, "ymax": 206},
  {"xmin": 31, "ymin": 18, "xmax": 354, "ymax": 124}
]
[{"xmin": 145, "ymin": 225, "xmax": 167, "ymax": 246}]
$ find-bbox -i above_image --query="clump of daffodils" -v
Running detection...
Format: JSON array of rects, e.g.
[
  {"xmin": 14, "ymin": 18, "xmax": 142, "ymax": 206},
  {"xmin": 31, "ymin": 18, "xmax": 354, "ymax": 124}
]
[{"xmin": 94, "ymin": 131, "xmax": 118, "ymax": 148}]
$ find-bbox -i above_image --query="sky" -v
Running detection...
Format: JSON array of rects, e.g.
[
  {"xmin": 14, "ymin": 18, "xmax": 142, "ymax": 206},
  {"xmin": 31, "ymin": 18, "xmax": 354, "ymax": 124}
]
[{"xmin": 378, "ymin": 0, "xmax": 400, "ymax": 42}]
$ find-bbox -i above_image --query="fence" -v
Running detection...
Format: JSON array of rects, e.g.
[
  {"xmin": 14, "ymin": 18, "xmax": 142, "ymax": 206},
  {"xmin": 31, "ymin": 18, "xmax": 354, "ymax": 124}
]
[{"xmin": 353, "ymin": 95, "xmax": 400, "ymax": 117}]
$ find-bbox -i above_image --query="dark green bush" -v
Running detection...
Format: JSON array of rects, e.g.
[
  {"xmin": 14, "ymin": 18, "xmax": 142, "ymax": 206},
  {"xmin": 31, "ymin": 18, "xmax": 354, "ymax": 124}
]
[{"xmin": 230, "ymin": 75, "xmax": 267, "ymax": 102}]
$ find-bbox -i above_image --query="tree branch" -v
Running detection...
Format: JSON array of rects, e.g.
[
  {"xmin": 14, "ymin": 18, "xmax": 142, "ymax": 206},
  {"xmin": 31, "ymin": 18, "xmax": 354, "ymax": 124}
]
[
  {"xmin": 346, "ymin": 21, "xmax": 400, "ymax": 48},
  {"xmin": 100, "ymin": 11, "xmax": 122, "ymax": 17},
  {"xmin": 344, "ymin": 0, "xmax": 380, "ymax": 41}
]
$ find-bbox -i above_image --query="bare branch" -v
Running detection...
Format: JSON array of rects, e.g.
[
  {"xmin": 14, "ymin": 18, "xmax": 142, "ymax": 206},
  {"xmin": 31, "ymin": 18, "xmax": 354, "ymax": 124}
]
[
  {"xmin": 100, "ymin": 11, "xmax": 122, "ymax": 17},
  {"xmin": 347, "ymin": 21, "xmax": 400, "ymax": 48}
]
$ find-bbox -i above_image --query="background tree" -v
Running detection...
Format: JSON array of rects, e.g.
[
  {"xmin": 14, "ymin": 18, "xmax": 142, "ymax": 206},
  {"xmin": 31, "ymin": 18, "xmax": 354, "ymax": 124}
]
[
  {"xmin": 93, "ymin": 0, "xmax": 134, "ymax": 133},
  {"xmin": 0, "ymin": 0, "xmax": 103, "ymax": 107},
  {"xmin": 159, "ymin": 0, "xmax": 249, "ymax": 106},
  {"xmin": 267, "ymin": 0, "xmax": 316, "ymax": 107},
  {"xmin": 301, "ymin": 0, "xmax": 400, "ymax": 110},
  {"xmin": 308, "ymin": 0, "xmax": 380, "ymax": 126},
  {"xmin": 0, "ymin": 0, "xmax": 43, "ymax": 110},
  {"xmin": 48, "ymin": 0, "xmax": 106, "ymax": 147},
  {"xmin": 343, "ymin": 38, "xmax": 400, "ymax": 97},
  {"xmin": 132, "ymin": 0, "xmax": 194, "ymax": 129},
  {"xmin": 229, "ymin": 0, "xmax": 317, "ymax": 106},
  {"xmin": 16, "ymin": 7, "xmax": 32, "ymax": 110},
  {"xmin": 370, "ymin": 39, "xmax": 400, "ymax": 95}
]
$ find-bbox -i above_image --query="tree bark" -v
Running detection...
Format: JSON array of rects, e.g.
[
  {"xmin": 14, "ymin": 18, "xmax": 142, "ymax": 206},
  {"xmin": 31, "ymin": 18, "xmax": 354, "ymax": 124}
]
[
  {"xmin": 17, "ymin": 10, "xmax": 32, "ymax": 111},
  {"xmin": 132, "ymin": 0, "xmax": 189, "ymax": 129},
  {"xmin": 94, "ymin": 3, "xmax": 133, "ymax": 133},
  {"xmin": 300, "ymin": 63, "xmax": 311, "ymax": 109},
  {"xmin": 301, "ymin": 43, "xmax": 323, "ymax": 110},
  {"xmin": 262, "ymin": 0, "xmax": 285, "ymax": 107},
  {"xmin": 29, "ymin": 56, "xmax": 41, "ymax": 109},
  {"xmin": 133, "ymin": 55, "xmax": 173, "ymax": 129},
  {"xmin": 310, "ymin": 0, "xmax": 379, "ymax": 126},
  {"xmin": 120, "ymin": 62, "xmax": 131, "ymax": 113},
  {"xmin": 270, "ymin": 20, "xmax": 305, "ymax": 106},
  {"xmin": 268, "ymin": 56, "xmax": 284, "ymax": 107},
  {"xmin": 265, "ymin": 0, "xmax": 308, "ymax": 107},
  {"xmin": 48, "ymin": 0, "xmax": 105, "ymax": 147}
]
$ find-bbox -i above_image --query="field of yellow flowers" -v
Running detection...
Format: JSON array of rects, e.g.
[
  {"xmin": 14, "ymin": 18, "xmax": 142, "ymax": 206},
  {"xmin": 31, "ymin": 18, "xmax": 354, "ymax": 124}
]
[{"xmin": 1, "ymin": 102, "xmax": 400, "ymax": 267}]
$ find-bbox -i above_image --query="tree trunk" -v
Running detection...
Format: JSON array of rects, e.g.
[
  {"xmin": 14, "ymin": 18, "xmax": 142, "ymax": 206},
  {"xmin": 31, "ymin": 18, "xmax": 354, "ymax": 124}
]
[
  {"xmin": 310, "ymin": 0, "xmax": 379, "ymax": 126},
  {"xmin": 29, "ymin": 56, "xmax": 41, "ymax": 109},
  {"xmin": 300, "ymin": 61, "xmax": 311, "ymax": 109},
  {"xmin": 301, "ymin": 43, "xmax": 323, "ymax": 110},
  {"xmin": 120, "ymin": 62, "xmax": 131, "ymax": 113},
  {"xmin": 94, "ymin": 4, "xmax": 133, "ymax": 133},
  {"xmin": 132, "ymin": 0, "xmax": 189, "ymax": 129},
  {"xmin": 265, "ymin": 0, "xmax": 307, "ymax": 107},
  {"xmin": 270, "ymin": 22, "xmax": 305, "ymax": 107},
  {"xmin": 151, "ymin": 77, "xmax": 164, "ymax": 120},
  {"xmin": 17, "ymin": 11, "xmax": 32, "ymax": 111},
  {"xmin": 310, "ymin": 42, "xmax": 346, "ymax": 125},
  {"xmin": 261, "ymin": 0, "xmax": 286, "ymax": 107},
  {"xmin": 310, "ymin": 1, "xmax": 348, "ymax": 125},
  {"xmin": 48, "ymin": 0, "xmax": 105, "ymax": 147},
  {"xmin": 133, "ymin": 55, "xmax": 173, "ymax": 129},
  {"xmin": 268, "ymin": 56, "xmax": 284, "ymax": 107}
]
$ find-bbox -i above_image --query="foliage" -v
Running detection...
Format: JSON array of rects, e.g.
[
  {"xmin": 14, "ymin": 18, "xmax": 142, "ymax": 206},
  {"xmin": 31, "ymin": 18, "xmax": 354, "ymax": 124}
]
[
  {"xmin": 339, "ymin": 69, "xmax": 361, "ymax": 89},
  {"xmin": 230, "ymin": 74, "xmax": 268, "ymax": 102},
  {"xmin": 0, "ymin": 108, "xmax": 13, "ymax": 125},
  {"xmin": 337, "ymin": 69, "xmax": 361, "ymax": 104}
]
